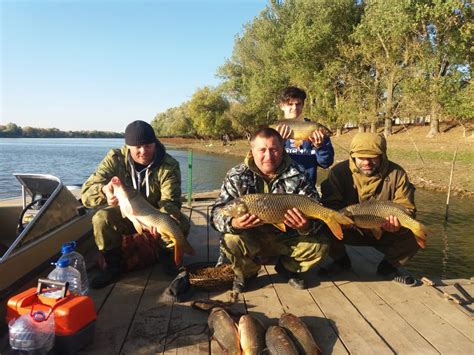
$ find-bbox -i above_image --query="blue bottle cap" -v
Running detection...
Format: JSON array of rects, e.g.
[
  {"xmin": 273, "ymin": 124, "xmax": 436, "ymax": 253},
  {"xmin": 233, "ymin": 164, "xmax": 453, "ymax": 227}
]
[
  {"xmin": 57, "ymin": 258, "xmax": 70, "ymax": 268},
  {"xmin": 61, "ymin": 241, "xmax": 77, "ymax": 254}
]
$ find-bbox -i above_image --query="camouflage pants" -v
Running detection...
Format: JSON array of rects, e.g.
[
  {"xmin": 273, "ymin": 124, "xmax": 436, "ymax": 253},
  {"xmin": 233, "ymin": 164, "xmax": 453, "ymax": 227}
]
[
  {"xmin": 91, "ymin": 206, "xmax": 190, "ymax": 251},
  {"xmin": 329, "ymin": 228, "xmax": 420, "ymax": 267},
  {"xmin": 221, "ymin": 227, "xmax": 330, "ymax": 280}
]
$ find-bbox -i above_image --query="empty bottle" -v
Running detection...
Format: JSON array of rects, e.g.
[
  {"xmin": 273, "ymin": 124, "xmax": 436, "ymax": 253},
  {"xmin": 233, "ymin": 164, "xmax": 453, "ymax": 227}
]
[
  {"xmin": 59, "ymin": 241, "xmax": 89, "ymax": 295},
  {"xmin": 47, "ymin": 259, "xmax": 82, "ymax": 295},
  {"xmin": 9, "ymin": 310, "xmax": 55, "ymax": 353}
]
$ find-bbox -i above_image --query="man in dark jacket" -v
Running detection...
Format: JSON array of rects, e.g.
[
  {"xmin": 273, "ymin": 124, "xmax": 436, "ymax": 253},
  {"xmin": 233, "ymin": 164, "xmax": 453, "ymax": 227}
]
[
  {"xmin": 211, "ymin": 127, "xmax": 330, "ymax": 293},
  {"xmin": 81, "ymin": 120, "xmax": 189, "ymax": 288},
  {"xmin": 321, "ymin": 132, "xmax": 420, "ymax": 275}
]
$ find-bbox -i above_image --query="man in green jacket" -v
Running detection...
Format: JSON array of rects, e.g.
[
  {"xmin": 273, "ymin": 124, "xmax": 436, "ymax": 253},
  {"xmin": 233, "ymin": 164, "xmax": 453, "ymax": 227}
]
[
  {"xmin": 81, "ymin": 120, "xmax": 189, "ymax": 288},
  {"xmin": 321, "ymin": 132, "xmax": 420, "ymax": 276}
]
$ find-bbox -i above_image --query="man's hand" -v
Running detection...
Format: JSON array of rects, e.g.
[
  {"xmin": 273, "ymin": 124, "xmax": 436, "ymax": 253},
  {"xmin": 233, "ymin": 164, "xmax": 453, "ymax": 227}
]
[
  {"xmin": 102, "ymin": 181, "xmax": 118, "ymax": 206},
  {"xmin": 231, "ymin": 214, "xmax": 263, "ymax": 230},
  {"xmin": 381, "ymin": 215, "xmax": 400, "ymax": 233},
  {"xmin": 284, "ymin": 208, "xmax": 310, "ymax": 232},
  {"xmin": 275, "ymin": 124, "xmax": 292, "ymax": 140},
  {"xmin": 308, "ymin": 129, "xmax": 325, "ymax": 148}
]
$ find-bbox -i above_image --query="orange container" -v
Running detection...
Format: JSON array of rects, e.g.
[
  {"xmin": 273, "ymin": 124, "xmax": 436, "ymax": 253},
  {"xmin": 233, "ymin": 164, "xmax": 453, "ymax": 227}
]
[{"xmin": 6, "ymin": 279, "xmax": 96, "ymax": 352}]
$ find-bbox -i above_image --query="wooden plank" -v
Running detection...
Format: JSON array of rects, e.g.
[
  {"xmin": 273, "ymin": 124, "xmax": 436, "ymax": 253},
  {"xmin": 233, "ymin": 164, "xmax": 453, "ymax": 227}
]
[
  {"xmin": 348, "ymin": 248, "xmax": 474, "ymax": 353},
  {"xmin": 307, "ymin": 272, "xmax": 393, "ymax": 354},
  {"xmin": 163, "ymin": 290, "xmax": 210, "ymax": 354},
  {"xmin": 120, "ymin": 264, "xmax": 174, "ymax": 354},
  {"xmin": 268, "ymin": 267, "xmax": 349, "ymax": 355},
  {"xmin": 337, "ymin": 281, "xmax": 438, "ymax": 353},
  {"xmin": 82, "ymin": 267, "xmax": 152, "ymax": 354}
]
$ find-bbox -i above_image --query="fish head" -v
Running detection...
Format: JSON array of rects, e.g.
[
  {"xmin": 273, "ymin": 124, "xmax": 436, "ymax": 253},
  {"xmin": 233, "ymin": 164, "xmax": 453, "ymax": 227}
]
[
  {"xmin": 110, "ymin": 176, "xmax": 135, "ymax": 200},
  {"xmin": 220, "ymin": 199, "xmax": 249, "ymax": 218}
]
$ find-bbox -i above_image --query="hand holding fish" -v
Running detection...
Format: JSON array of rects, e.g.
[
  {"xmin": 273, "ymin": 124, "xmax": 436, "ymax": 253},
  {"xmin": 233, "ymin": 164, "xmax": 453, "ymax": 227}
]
[
  {"xmin": 283, "ymin": 208, "xmax": 310, "ymax": 232},
  {"xmin": 308, "ymin": 129, "xmax": 325, "ymax": 148},
  {"xmin": 102, "ymin": 180, "xmax": 118, "ymax": 206},
  {"xmin": 231, "ymin": 213, "xmax": 263, "ymax": 230},
  {"xmin": 275, "ymin": 123, "xmax": 292, "ymax": 140},
  {"xmin": 381, "ymin": 215, "xmax": 400, "ymax": 233}
]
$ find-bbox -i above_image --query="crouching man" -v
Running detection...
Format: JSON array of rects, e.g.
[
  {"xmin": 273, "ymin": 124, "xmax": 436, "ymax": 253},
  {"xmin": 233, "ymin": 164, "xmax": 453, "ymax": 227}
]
[
  {"xmin": 81, "ymin": 120, "xmax": 189, "ymax": 288},
  {"xmin": 210, "ymin": 127, "xmax": 330, "ymax": 293}
]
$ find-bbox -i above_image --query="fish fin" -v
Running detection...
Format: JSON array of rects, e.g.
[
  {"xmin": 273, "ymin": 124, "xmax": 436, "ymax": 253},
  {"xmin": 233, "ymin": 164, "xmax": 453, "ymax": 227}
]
[
  {"xmin": 172, "ymin": 238, "xmax": 196, "ymax": 265},
  {"xmin": 322, "ymin": 211, "xmax": 354, "ymax": 240},
  {"xmin": 371, "ymin": 228, "xmax": 383, "ymax": 240},
  {"xmin": 273, "ymin": 223, "xmax": 286, "ymax": 232},
  {"xmin": 324, "ymin": 218, "xmax": 344, "ymax": 240},
  {"xmin": 132, "ymin": 219, "xmax": 143, "ymax": 234},
  {"xmin": 410, "ymin": 222, "xmax": 428, "ymax": 249}
]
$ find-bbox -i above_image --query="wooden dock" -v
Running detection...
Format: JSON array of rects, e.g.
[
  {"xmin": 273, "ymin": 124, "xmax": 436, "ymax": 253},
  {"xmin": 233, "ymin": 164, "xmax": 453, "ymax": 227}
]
[{"xmin": 78, "ymin": 198, "xmax": 473, "ymax": 354}]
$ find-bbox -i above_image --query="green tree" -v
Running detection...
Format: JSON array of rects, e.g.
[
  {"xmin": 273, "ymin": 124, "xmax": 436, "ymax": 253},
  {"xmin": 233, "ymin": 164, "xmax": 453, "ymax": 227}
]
[{"xmin": 187, "ymin": 87, "xmax": 231, "ymax": 137}]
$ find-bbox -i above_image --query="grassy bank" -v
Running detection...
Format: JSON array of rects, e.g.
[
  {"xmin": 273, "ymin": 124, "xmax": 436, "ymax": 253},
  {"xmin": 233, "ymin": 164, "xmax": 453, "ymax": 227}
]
[{"xmin": 161, "ymin": 123, "xmax": 474, "ymax": 198}]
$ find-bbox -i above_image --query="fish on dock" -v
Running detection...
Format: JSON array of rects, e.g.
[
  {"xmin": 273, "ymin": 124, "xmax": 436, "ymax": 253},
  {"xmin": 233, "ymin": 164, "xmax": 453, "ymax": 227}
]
[
  {"xmin": 340, "ymin": 200, "xmax": 428, "ymax": 248},
  {"xmin": 278, "ymin": 313, "xmax": 321, "ymax": 354},
  {"xmin": 110, "ymin": 176, "xmax": 195, "ymax": 265},
  {"xmin": 219, "ymin": 193, "xmax": 354, "ymax": 240},
  {"xmin": 238, "ymin": 314, "xmax": 266, "ymax": 355},
  {"xmin": 270, "ymin": 119, "xmax": 332, "ymax": 147},
  {"xmin": 265, "ymin": 325, "xmax": 299, "ymax": 355},
  {"xmin": 208, "ymin": 308, "xmax": 242, "ymax": 355}
]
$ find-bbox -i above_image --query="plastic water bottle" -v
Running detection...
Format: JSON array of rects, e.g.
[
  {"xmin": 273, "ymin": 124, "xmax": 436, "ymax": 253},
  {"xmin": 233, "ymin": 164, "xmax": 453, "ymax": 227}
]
[
  {"xmin": 59, "ymin": 241, "xmax": 89, "ymax": 295},
  {"xmin": 9, "ymin": 310, "xmax": 55, "ymax": 353},
  {"xmin": 47, "ymin": 259, "xmax": 82, "ymax": 295}
]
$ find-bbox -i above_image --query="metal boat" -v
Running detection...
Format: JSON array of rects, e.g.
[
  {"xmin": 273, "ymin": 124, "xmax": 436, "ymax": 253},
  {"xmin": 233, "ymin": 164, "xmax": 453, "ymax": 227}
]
[{"xmin": 0, "ymin": 174, "xmax": 93, "ymax": 297}]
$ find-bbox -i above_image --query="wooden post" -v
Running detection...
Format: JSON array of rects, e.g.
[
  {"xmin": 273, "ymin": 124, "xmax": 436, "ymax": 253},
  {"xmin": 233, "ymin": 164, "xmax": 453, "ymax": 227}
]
[
  {"xmin": 444, "ymin": 146, "xmax": 458, "ymax": 222},
  {"xmin": 187, "ymin": 149, "xmax": 193, "ymax": 207}
]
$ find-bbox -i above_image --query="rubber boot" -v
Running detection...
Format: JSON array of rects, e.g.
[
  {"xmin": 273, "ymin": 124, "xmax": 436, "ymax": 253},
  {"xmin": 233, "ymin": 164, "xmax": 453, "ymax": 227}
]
[{"xmin": 90, "ymin": 248, "xmax": 122, "ymax": 289}]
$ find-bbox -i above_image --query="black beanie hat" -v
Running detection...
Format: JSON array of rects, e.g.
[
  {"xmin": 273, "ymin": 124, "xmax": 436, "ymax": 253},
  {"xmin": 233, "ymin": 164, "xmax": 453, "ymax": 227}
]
[{"xmin": 125, "ymin": 120, "xmax": 157, "ymax": 146}]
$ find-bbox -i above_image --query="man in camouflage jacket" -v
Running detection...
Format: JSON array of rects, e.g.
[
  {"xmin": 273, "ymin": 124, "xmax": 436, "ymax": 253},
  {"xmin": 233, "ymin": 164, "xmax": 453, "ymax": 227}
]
[
  {"xmin": 211, "ymin": 127, "xmax": 330, "ymax": 292},
  {"xmin": 81, "ymin": 120, "xmax": 189, "ymax": 288}
]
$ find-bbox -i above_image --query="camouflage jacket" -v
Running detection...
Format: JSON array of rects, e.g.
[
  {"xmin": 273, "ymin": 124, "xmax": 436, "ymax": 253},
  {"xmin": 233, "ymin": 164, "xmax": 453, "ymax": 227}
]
[
  {"xmin": 210, "ymin": 151, "xmax": 320, "ymax": 235},
  {"xmin": 81, "ymin": 143, "xmax": 183, "ymax": 217}
]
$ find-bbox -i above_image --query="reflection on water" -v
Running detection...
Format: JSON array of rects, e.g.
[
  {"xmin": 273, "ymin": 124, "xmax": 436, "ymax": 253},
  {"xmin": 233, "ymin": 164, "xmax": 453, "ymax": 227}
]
[
  {"xmin": 408, "ymin": 189, "xmax": 474, "ymax": 280},
  {"xmin": 1, "ymin": 138, "xmax": 473, "ymax": 279}
]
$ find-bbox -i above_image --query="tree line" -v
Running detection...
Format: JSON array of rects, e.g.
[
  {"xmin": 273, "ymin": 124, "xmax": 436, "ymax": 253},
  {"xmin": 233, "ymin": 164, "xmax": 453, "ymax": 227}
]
[
  {"xmin": 152, "ymin": 0, "xmax": 472, "ymax": 139},
  {"xmin": 0, "ymin": 122, "xmax": 124, "ymax": 138}
]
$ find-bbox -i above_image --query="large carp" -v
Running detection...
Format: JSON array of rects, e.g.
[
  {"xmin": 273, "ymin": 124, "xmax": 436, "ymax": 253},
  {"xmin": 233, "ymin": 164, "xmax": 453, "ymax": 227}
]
[
  {"xmin": 219, "ymin": 193, "xmax": 353, "ymax": 240},
  {"xmin": 270, "ymin": 119, "xmax": 332, "ymax": 145},
  {"xmin": 208, "ymin": 308, "xmax": 241, "ymax": 355},
  {"xmin": 265, "ymin": 326, "xmax": 298, "ymax": 355},
  {"xmin": 340, "ymin": 201, "xmax": 428, "ymax": 248},
  {"xmin": 238, "ymin": 314, "xmax": 266, "ymax": 355},
  {"xmin": 110, "ymin": 176, "xmax": 195, "ymax": 265},
  {"xmin": 278, "ymin": 313, "xmax": 321, "ymax": 354}
]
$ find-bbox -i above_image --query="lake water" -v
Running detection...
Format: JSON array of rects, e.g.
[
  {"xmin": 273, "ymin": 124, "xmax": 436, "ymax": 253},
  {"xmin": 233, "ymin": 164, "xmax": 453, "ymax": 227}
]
[{"xmin": 0, "ymin": 138, "xmax": 472, "ymax": 279}]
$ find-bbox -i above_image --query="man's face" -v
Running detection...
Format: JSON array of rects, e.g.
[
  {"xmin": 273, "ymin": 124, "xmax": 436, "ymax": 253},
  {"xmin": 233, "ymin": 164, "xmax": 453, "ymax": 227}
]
[
  {"xmin": 251, "ymin": 135, "xmax": 284, "ymax": 176},
  {"xmin": 129, "ymin": 143, "xmax": 156, "ymax": 165},
  {"xmin": 354, "ymin": 156, "xmax": 381, "ymax": 176},
  {"xmin": 280, "ymin": 98, "xmax": 304, "ymax": 119}
]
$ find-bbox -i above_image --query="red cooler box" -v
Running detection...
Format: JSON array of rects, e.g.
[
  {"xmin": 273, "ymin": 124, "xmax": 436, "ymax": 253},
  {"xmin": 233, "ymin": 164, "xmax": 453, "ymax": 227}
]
[{"xmin": 6, "ymin": 278, "xmax": 96, "ymax": 354}]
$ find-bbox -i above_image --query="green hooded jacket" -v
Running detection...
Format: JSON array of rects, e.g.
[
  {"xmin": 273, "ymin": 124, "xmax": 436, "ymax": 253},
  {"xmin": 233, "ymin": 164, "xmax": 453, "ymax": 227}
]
[
  {"xmin": 81, "ymin": 142, "xmax": 183, "ymax": 218},
  {"xmin": 321, "ymin": 133, "xmax": 416, "ymax": 216}
]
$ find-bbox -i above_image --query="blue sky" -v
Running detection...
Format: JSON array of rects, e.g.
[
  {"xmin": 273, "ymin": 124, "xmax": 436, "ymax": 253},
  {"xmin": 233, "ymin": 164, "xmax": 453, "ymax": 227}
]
[{"xmin": 1, "ymin": 0, "xmax": 266, "ymax": 132}]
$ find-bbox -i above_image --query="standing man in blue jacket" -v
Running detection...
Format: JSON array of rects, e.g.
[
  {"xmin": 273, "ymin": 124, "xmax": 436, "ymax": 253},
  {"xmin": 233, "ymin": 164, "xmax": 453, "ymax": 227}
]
[{"xmin": 275, "ymin": 86, "xmax": 334, "ymax": 187}]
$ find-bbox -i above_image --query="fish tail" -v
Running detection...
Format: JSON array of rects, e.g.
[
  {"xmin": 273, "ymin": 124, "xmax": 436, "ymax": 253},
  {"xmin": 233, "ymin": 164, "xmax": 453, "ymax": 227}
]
[
  {"xmin": 324, "ymin": 211, "xmax": 354, "ymax": 240},
  {"xmin": 173, "ymin": 240, "xmax": 195, "ymax": 265},
  {"xmin": 410, "ymin": 222, "xmax": 428, "ymax": 249}
]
